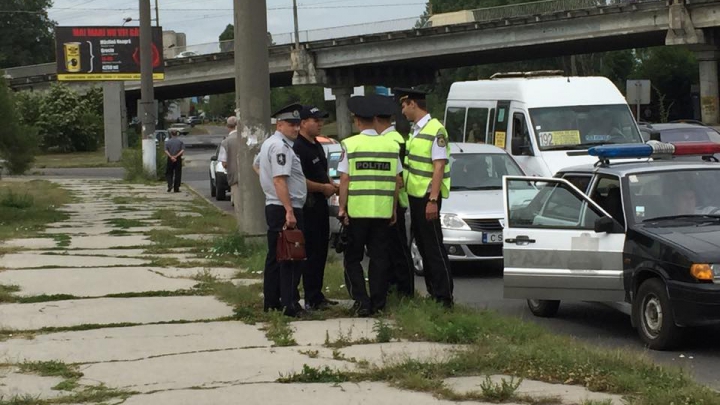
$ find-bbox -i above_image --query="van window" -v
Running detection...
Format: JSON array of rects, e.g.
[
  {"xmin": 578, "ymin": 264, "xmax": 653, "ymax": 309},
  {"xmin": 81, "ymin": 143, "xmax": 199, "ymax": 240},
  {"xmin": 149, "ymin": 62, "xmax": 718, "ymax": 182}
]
[
  {"xmin": 465, "ymin": 108, "xmax": 489, "ymax": 144},
  {"xmin": 529, "ymin": 104, "xmax": 643, "ymax": 151},
  {"xmin": 510, "ymin": 112, "xmax": 532, "ymax": 156},
  {"xmin": 444, "ymin": 107, "xmax": 466, "ymax": 142}
]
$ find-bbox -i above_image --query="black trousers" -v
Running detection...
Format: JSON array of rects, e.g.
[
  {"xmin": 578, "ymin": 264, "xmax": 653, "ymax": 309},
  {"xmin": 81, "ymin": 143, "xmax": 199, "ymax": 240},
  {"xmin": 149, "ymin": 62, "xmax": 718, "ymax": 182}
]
[
  {"xmin": 386, "ymin": 206, "xmax": 414, "ymax": 297},
  {"xmin": 343, "ymin": 217, "xmax": 391, "ymax": 312},
  {"xmin": 166, "ymin": 158, "xmax": 182, "ymax": 191},
  {"xmin": 301, "ymin": 196, "xmax": 329, "ymax": 307},
  {"xmin": 264, "ymin": 204, "xmax": 304, "ymax": 316},
  {"xmin": 408, "ymin": 195, "xmax": 453, "ymax": 304}
]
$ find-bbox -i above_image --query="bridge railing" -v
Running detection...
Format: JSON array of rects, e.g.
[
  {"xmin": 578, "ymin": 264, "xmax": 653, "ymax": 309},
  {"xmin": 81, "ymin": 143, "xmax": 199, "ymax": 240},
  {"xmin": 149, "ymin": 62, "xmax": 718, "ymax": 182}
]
[
  {"xmin": 162, "ymin": 0, "xmax": 665, "ymax": 60},
  {"xmin": 471, "ymin": 0, "xmax": 657, "ymax": 21}
]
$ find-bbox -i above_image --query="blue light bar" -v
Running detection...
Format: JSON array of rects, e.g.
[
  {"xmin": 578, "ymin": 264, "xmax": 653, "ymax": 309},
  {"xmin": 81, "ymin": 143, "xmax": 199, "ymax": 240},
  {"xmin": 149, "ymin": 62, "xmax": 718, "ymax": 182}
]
[{"xmin": 588, "ymin": 144, "xmax": 653, "ymax": 159}]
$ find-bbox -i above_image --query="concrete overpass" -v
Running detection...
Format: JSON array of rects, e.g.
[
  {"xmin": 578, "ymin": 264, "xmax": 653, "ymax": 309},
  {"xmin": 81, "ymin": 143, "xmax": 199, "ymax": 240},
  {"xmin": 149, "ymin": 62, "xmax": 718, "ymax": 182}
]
[{"xmin": 4, "ymin": 0, "xmax": 720, "ymax": 157}]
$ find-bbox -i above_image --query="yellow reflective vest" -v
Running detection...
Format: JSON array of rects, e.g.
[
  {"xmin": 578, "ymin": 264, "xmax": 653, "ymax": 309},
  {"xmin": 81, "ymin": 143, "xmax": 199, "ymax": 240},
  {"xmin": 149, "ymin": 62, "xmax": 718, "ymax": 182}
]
[
  {"xmin": 382, "ymin": 130, "xmax": 409, "ymax": 209},
  {"xmin": 342, "ymin": 134, "xmax": 400, "ymax": 219},
  {"xmin": 405, "ymin": 118, "xmax": 451, "ymax": 199}
]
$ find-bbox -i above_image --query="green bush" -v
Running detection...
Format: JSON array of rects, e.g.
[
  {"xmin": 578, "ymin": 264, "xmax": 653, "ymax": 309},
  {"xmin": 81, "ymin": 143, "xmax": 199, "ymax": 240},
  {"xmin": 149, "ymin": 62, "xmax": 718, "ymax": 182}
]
[
  {"xmin": 0, "ymin": 78, "xmax": 37, "ymax": 174},
  {"xmin": 120, "ymin": 144, "xmax": 167, "ymax": 182},
  {"xmin": 0, "ymin": 190, "xmax": 34, "ymax": 209}
]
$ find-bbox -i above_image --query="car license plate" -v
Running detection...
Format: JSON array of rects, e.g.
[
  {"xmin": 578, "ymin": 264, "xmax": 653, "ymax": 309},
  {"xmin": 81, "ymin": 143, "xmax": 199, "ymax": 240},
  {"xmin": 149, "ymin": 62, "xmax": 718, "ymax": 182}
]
[{"xmin": 482, "ymin": 231, "xmax": 502, "ymax": 244}]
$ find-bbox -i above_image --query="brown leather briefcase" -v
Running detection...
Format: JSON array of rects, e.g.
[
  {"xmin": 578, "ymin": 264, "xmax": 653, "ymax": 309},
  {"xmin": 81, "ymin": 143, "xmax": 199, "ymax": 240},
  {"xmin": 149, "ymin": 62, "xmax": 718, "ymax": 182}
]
[{"xmin": 276, "ymin": 227, "xmax": 306, "ymax": 261}]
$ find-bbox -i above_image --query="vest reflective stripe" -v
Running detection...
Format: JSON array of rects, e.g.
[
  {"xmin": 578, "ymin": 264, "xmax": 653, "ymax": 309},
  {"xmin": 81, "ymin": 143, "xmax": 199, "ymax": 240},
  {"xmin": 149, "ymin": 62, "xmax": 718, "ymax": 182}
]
[
  {"xmin": 347, "ymin": 152, "xmax": 399, "ymax": 159},
  {"xmin": 407, "ymin": 167, "xmax": 451, "ymax": 179},
  {"xmin": 343, "ymin": 134, "xmax": 400, "ymax": 219},
  {"xmin": 407, "ymin": 154, "xmax": 433, "ymax": 164},
  {"xmin": 348, "ymin": 189, "xmax": 395, "ymax": 197},
  {"xmin": 405, "ymin": 118, "xmax": 451, "ymax": 199},
  {"xmin": 383, "ymin": 130, "xmax": 410, "ymax": 209},
  {"xmin": 350, "ymin": 175, "xmax": 398, "ymax": 182}
]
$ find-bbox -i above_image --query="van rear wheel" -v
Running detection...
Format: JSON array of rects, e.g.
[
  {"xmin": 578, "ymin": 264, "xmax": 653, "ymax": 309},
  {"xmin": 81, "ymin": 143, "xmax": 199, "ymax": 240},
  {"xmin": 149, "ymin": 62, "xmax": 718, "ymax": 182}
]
[{"xmin": 527, "ymin": 299, "xmax": 560, "ymax": 317}]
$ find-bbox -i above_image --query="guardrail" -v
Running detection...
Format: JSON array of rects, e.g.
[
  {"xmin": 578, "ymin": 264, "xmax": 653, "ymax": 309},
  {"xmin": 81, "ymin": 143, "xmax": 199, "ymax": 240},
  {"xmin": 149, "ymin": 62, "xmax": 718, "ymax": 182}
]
[{"xmin": 165, "ymin": 0, "xmax": 661, "ymax": 59}]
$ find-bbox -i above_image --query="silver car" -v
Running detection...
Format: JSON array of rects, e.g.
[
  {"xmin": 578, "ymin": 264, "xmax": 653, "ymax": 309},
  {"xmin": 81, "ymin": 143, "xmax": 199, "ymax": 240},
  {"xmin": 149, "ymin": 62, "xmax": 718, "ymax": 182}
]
[{"xmin": 410, "ymin": 143, "xmax": 526, "ymax": 275}]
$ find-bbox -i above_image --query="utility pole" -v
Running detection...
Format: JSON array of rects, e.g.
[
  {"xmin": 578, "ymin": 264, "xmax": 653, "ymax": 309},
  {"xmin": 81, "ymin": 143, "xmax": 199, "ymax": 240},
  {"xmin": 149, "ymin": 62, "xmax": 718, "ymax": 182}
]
[
  {"xmin": 233, "ymin": 0, "xmax": 271, "ymax": 235},
  {"xmin": 139, "ymin": 0, "xmax": 156, "ymax": 176},
  {"xmin": 293, "ymin": 0, "xmax": 300, "ymax": 48},
  {"xmin": 154, "ymin": 0, "xmax": 160, "ymax": 27}
]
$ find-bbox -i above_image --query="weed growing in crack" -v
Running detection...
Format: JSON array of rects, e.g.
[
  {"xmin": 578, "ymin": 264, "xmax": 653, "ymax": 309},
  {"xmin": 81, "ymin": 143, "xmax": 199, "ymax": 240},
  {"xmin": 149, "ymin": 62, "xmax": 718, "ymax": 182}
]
[
  {"xmin": 262, "ymin": 311, "xmax": 297, "ymax": 347},
  {"xmin": 18, "ymin": 360, "xmax": 83, "ymax": 380},
  {"xmin": 478, "ymin": 375, "xmax": 522, "ymax": 402},
  {"xmin": 278, "ymin": 365, "xmax": 350, "ymax": 383},
  {"xmin": 299, "ymin": 349, "xmax": 319, "ymax": 359},
  {"xmin": 0, "ymin": 284, "xmax": 20, "ymax": 303},
  {"xmin": 373, "ymin": 319, "xmax": 394, "ymax": 343}
]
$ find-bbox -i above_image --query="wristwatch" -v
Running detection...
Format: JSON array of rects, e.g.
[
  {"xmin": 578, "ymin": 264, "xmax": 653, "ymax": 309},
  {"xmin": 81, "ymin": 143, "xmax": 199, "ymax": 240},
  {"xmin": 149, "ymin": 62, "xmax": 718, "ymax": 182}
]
[{"xmin": 428, "ymin": 197, "xmax": 438, "ymax": 204}]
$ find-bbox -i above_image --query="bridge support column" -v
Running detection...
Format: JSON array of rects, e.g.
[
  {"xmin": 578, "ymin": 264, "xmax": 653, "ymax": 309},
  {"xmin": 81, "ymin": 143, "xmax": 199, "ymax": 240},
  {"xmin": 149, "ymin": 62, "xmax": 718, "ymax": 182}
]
[
  {"xmin": 102, "ymin": 81, "xmax": 126, "ymax": 162},
  {"xmin": 332, "ymin": 87, "xmax": 353, "ymax": 140},
  {"xmin": 697, "ymin": 50, "xmax": 720, "ymax": 125}
]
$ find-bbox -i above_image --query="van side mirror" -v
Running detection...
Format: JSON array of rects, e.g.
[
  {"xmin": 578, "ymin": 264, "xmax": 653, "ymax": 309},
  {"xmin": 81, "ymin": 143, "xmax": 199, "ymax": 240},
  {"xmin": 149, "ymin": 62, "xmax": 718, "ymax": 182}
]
[
  {"xmin": 594, "ymin": 216, "xmax": 618, "ymax": 233},
  {"xmin": 211, "ymin": 155, "xmax": 218, "ymax": 161},
  {"xmin": 511, "ymin": 138, "xmax": 534, "ymax": 156}
]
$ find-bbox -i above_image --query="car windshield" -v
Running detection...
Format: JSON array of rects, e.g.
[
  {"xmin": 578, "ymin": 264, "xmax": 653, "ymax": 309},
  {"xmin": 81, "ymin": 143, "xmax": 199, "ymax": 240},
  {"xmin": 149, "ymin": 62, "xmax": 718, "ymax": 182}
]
[
  {"xmin": 450, "ymin": 153, "xmax": 524, "ymax": 190},
  {"xmin": 627, "ymin": 169, "xmax": 720, "ymax": 223},
  {"xmin": 529, "ymin": 104, "xmax": 643, "ymax": 151}
]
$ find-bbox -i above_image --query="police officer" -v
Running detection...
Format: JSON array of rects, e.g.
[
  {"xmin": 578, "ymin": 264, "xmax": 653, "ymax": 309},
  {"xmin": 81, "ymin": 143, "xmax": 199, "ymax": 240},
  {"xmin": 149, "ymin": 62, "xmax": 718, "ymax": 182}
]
[
  {"xmin": 337, "ymin": 96, "xmax": 402, "ymax": 316},
  {"xmin": 293, "ymin": 105, "xmax": 340, "ymax": 310},
  {"xmin": 257, "ymin": 103, "xmax": 308, "ymax": 318},
  {"xmin": 367, "ymin": 94, "xmax": 414, "ymax": 298},
  {"xmin": 395, "ymin": 88, "xmax": 454, "ymax": 308}
]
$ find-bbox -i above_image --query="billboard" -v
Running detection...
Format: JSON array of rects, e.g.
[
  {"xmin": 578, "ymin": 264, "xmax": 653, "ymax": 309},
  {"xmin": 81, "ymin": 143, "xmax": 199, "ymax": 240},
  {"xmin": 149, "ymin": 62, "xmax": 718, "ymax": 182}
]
[{"xmin": 55, "ymin": 26, "xmax": 165, "ymax": 81}]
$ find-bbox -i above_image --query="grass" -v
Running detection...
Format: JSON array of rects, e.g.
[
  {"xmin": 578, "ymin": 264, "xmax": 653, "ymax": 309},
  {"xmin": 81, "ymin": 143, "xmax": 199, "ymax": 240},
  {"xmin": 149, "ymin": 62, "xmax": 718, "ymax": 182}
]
[
  {"xmin": 17, "ymin": 361, "xmax": 82, "ymax": 380},
  {"xmin": 261, "ymin": 311, "xmax": 297, "ymax": 346},
  {"xmin": 0, "ymin": 284, "xmax": 21, "ymax": 303},
  {"xmin": 33, "ymin": 150, "xmax": 121, "ymax": 169},
  {"xmin": 0, "ymin": 181, "xmax": 73, "ymax": 241}
]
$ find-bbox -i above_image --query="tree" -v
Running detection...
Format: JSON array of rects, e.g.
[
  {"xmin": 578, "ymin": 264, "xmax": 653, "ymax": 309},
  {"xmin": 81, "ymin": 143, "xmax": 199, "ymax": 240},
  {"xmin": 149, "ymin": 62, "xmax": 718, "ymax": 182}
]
[
  {"xmin": 0, "ymin": 0, "xmax": 55, "ymax": 69},
  {"xmin": 0, "ymin": 78, "xmax": 37, "ymax": 174},
  {"xmin": 24, "ymin": 84, "xmax": 104, "ymax": 153}
]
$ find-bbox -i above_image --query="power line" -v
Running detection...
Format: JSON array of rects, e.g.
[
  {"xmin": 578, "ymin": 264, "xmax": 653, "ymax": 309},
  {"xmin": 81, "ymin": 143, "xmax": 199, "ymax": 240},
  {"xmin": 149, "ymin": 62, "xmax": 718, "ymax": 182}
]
[{"xmin": 7, "ymin": 3, "xmax": 426, "ymax": 14}]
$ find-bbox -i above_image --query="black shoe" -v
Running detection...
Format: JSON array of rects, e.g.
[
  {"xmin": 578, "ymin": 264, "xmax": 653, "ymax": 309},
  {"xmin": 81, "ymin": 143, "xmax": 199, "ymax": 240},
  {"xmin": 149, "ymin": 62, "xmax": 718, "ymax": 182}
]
[
  {"xmin": 167, "ymin": 187, "xmax": 172, "ymax": 192},
  {"xmin": 307, "ymin": 301, "xmax": 331, "ymax": 311},
  {"xmin": 351, "ymin": 301, "xmax": 371, "ymax": 317},
  {"xmin": 173, "ymin": 189, "xmax": 180, "ymax": 193}
]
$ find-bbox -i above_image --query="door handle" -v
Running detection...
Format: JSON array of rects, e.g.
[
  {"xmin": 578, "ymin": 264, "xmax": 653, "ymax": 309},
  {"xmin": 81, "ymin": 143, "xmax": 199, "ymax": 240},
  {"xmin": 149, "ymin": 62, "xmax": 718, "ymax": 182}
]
[{"xmin": 505, "ymin": 235, "xmax": 536, "ymax": 245}]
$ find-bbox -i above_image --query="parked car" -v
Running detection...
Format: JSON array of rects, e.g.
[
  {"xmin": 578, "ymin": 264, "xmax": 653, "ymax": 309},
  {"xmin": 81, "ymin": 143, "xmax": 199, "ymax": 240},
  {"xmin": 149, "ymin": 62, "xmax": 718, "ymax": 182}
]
[
  {"xmin": 409, "ymin": 143, "xmax": 527, "ymax": 276},
  {"xmin": 169, "ymin": 123, "xmax": 190, "ymax": 136},
  {"xmin": 638, "ymin": 122, "xmax": 720, "ymax": 143},
  {"xmin": 322, "ymin": 141, "xmax": 343, "ymax": 237},
  {"xmin": 186, "ymin": 116, "xmax": 203, "ymax": 126},
  {"xmin": 175, "ymin": 51, "xmax": 198, "ymax": 58},
  {"xmin": 209, "ymin": 144, "xmax": 229, "ymax": 201},
  {"xmin": 502, "ymin": 141, "xmax": 720, "ymax": 350}
]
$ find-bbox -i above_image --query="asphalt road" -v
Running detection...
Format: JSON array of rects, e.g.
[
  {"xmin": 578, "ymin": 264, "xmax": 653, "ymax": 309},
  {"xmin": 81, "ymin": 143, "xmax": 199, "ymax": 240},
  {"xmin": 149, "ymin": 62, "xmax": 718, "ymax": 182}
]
[{"xmin": 27, "ymin": 138, "xmax": 720, "ymax": 389}]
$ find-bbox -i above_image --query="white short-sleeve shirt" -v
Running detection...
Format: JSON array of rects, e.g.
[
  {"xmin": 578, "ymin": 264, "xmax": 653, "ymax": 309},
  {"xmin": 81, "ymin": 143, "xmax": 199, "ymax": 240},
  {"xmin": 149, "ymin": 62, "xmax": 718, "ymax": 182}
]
[
  {"xmin": 412, "ymin": 113, "xmax": 448, "ymax": 161},
  {"xmin": 257, "ymin": 132, "xmax": 307, "ymax": 208}
]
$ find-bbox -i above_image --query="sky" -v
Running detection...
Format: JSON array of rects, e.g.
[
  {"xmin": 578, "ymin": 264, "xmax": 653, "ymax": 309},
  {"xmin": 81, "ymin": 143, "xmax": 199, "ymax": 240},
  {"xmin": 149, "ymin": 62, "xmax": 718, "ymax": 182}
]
[{"xmin": 48, "ymin": 0, "xmax": 428, "ymax": 46}]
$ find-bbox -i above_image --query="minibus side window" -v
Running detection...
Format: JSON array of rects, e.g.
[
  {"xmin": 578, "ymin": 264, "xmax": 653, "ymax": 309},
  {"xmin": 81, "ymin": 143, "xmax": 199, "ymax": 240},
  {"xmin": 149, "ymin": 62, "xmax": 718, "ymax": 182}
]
[
  {"xmin": 465, "ymin": 108, "xmax": 490, "ymax": 144},
  {"xmin": 444, "ymin": 107, "xmax": 466, "ymax": 142},
  {"xmin": 511, "ymin": 112, "xmax": 533, "ymax": 156}
]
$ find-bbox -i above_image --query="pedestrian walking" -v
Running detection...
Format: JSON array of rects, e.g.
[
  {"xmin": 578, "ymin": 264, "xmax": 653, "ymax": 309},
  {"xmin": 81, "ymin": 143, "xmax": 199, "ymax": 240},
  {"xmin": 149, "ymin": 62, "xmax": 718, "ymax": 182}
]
[
  {"xmin": 164, "ymin": 130, "xmax": 184, "ymax": 193},
  {"xmin": 395, "ymin": 88, "xmax": 454, "ymax": 308},
  {"xmin": 293, "ymin": 105, "xmax": 340, "ymax": 310},
  {"xmin": 257, "ymin": 103, "xmax": 308, "ymax": 318},
  {"xmin": 367, "ymin": 94, "xmax": 414, "ymax": 298},
  {"xmin": 219, "ymin": 117, "xmax": 239, "ymax": 200},
  {"xmin": 337, "ymin": 96, "xmax": 402, "ymax": 316}
]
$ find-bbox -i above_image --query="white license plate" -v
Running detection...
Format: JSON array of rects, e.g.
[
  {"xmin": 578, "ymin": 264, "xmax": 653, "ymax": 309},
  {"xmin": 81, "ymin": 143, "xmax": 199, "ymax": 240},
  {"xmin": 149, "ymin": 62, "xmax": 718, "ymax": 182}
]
[{"xmin": 482, "ymin": 231, "xmax": 503, "ymax": 244}]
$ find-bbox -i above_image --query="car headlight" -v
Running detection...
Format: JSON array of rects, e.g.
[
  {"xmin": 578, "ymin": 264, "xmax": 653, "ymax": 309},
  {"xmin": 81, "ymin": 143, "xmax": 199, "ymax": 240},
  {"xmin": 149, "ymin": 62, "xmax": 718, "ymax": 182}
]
[
  {"xmin": 440, "ymin": 213, "xmax": 470, "ymax": 230},
  {"xmin": 691, "ymin": 264, "xmax": 719, "ymax": 283}
]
